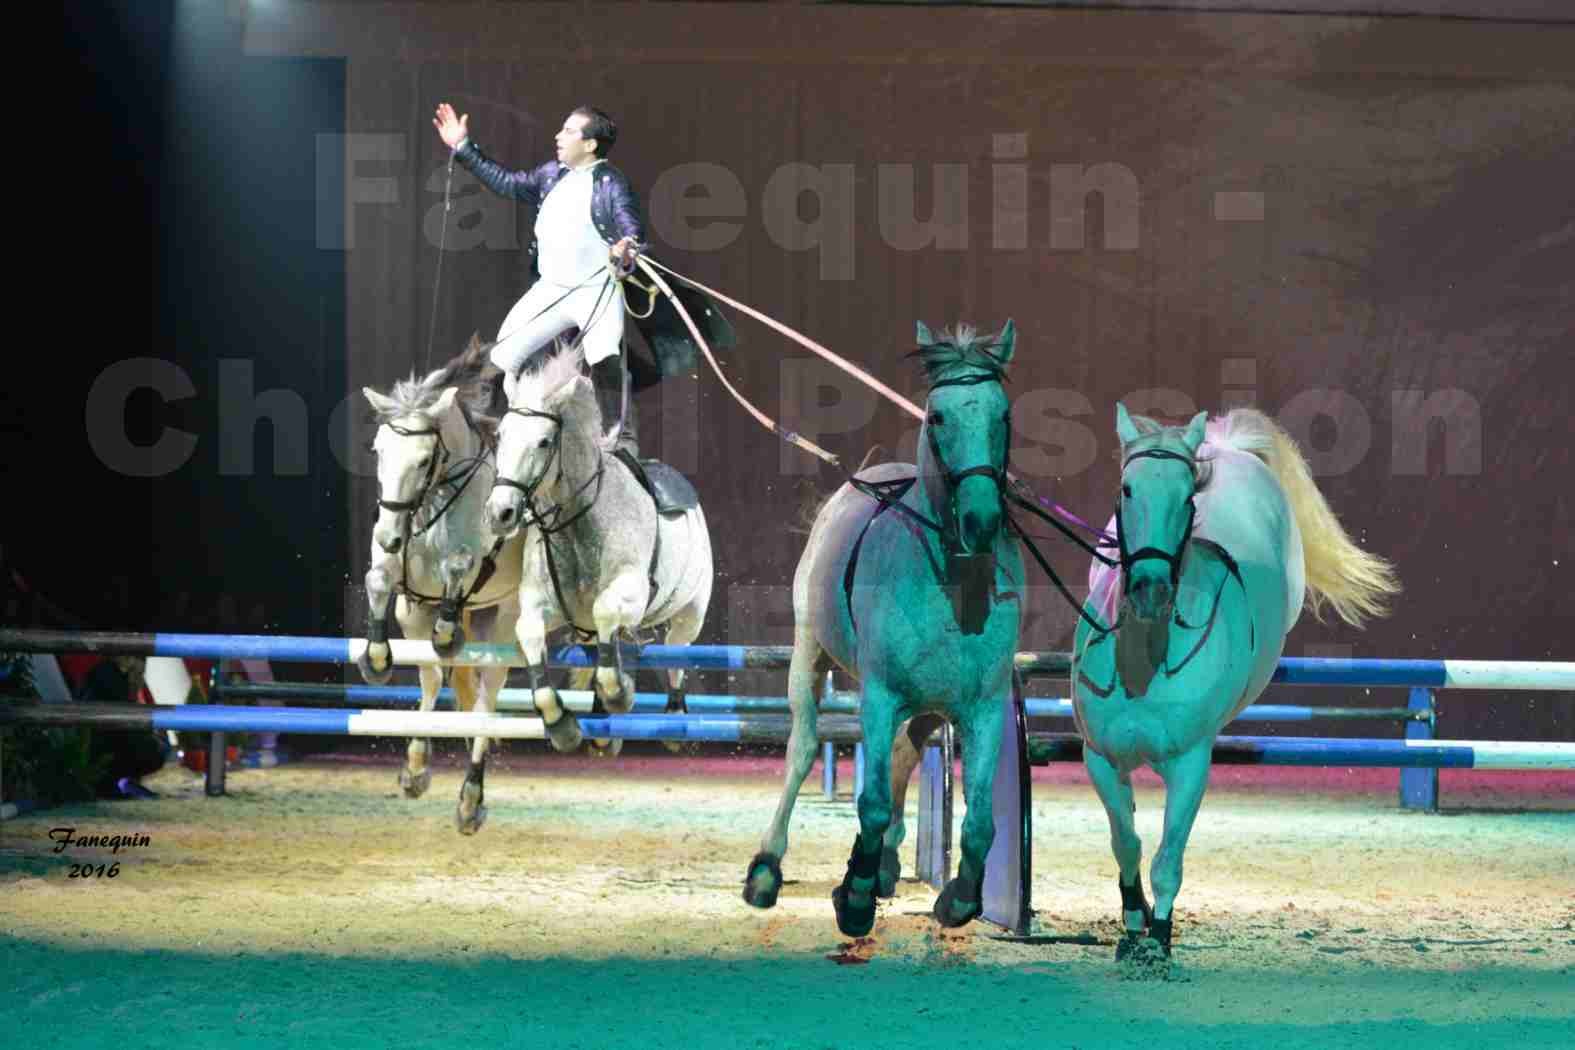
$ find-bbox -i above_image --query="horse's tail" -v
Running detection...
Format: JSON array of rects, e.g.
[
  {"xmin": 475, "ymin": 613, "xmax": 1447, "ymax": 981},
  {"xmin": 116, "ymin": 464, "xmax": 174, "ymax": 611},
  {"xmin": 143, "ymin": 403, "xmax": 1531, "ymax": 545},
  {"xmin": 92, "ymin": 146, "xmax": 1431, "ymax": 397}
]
[{"xmin": 1217, "ymin": 408, "xmax": 1401, "ymax": 627}]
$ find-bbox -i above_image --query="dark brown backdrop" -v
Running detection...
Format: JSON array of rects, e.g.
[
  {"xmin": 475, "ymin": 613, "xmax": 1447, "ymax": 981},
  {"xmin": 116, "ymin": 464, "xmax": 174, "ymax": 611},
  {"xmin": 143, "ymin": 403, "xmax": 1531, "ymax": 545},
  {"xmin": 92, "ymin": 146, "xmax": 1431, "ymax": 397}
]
[{"xmin": 247, "ymin": 2, "xmax": 1573, "ymax": 741}]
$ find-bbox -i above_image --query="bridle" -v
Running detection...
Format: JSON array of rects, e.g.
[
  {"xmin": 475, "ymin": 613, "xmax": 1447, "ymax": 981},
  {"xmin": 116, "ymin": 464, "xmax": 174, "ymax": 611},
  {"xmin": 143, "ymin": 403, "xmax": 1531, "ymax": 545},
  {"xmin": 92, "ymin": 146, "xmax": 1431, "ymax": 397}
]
[
  {"xmin": 847, "ymin": 370, "xmax": 1010, "ymax": 557},
  {"xmin": 374, "ymin": 403, "xmax": 494, "ymax": 538},
  {"xmin": 489, "ymin": 405, "xmax": 606, "ymax": 537},
  {"xmin": 371, "ymin": 405, "xmax": 499, "ymax": 608},
  {"xmin": 1114, "ymin": 446, "xmax": 1199, "ymax": 601}
]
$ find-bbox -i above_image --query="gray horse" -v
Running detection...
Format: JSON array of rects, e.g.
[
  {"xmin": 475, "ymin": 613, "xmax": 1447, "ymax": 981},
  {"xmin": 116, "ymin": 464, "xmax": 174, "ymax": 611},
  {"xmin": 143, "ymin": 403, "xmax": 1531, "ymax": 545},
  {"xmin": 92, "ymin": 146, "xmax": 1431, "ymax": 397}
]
[
  {"xmin": 484, "ymin": 346, "xmax": 714, "ymax": 751},
  {"xmin": 744, "ymin": 322, "xmax": 1026, "ymax": 937},
  {"xmin": 360, "ymin": 340, "xmax": 524, "ymax": 833}
]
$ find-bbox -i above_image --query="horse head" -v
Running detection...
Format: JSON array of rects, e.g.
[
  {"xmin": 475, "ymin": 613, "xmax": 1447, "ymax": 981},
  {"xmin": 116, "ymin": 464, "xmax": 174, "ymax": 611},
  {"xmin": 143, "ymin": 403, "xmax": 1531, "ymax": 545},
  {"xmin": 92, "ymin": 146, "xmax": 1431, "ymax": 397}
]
[
  {"xmin": 1114, "ymin": 402, "xmax": 1208, "ymax": 624},
  {"xmin": 913, "ymin": 320, "xmax": 1015, "ymax": 556},
  {"xmin": 486, "ymin": 345, "xmax": 594, "ymax": 538},
  {"xmin": 363, "ymin": 382, "xmax": 461, "ymax": 555}
]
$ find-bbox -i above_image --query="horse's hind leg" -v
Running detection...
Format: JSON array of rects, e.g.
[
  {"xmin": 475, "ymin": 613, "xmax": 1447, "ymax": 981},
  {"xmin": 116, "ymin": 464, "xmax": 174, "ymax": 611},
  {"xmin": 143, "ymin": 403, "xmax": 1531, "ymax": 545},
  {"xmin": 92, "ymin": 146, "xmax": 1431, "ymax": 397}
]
[
  {"xmin": 1084, "ymin": 747, "xmax": 1151, "ymax": 958},
  {"xmin": 399, "ymin": 598, "xmax": 441, "ymax": 798},
  {"xmin": 659, "ymin": 600, "xmax": 706, "ymax": 755},
  {"xmin": 879, "ymin": 713, "xmax": 946, "ymax": 898},
  {"xmin": 831, "ymin": 680, "xmax": 901, "ymax": 938},
  {"xmin": 1144, "ymin": 741, "xmax": 1214, "ymax": 964},
  {"xmin": 743, "ymin": 633, "xmax": 828, "ymax": 910},
  {"xmin": 933, "ymin": 692, "xmax": 1007, "ymax": 928}
]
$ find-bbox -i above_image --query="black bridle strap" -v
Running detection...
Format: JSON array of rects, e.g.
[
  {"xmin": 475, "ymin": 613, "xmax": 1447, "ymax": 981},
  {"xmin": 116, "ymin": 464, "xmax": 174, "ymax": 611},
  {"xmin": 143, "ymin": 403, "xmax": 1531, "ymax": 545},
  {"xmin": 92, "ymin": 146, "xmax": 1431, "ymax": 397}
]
[
  {"xmin": 1004, "ymin": 507, "xmax": 1121, "ymax": 636},
  {"xmin": 1115, "ymin": 447, "xmax": 1199, "ymax": 597}
]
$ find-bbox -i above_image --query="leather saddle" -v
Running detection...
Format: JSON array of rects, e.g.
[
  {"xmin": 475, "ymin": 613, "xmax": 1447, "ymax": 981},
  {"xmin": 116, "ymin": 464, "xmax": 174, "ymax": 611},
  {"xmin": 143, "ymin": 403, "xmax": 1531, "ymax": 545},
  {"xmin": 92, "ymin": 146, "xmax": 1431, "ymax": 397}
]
[{"xmin": 612, "ymin": 448, "xmax": 700, "ymax": 515}]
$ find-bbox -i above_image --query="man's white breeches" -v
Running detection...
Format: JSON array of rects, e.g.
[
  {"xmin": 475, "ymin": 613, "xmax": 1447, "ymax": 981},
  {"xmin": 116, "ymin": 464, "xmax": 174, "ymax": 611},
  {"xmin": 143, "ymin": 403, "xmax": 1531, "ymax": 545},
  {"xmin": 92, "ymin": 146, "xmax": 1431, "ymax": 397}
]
[{"xmin": 490, "ymin": 276, "xmax": 625, "ymax": 396}]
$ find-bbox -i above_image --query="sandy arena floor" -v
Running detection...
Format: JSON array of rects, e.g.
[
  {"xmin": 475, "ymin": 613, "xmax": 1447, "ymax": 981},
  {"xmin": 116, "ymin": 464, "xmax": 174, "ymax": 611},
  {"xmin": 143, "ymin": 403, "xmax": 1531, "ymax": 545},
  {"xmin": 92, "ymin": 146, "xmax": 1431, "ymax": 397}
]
[{"xmin": 2, "ymin": 746, "xmax": 1571, "ymax": 1049}]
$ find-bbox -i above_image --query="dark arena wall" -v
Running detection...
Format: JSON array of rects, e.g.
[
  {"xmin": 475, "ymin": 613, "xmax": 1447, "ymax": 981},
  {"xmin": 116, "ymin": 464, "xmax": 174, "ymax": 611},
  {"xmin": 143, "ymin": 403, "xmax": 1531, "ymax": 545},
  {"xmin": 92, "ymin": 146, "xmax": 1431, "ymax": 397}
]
[{"xmin": 297, "ymin": 1, "xmax": 1570, "ymax": 742}]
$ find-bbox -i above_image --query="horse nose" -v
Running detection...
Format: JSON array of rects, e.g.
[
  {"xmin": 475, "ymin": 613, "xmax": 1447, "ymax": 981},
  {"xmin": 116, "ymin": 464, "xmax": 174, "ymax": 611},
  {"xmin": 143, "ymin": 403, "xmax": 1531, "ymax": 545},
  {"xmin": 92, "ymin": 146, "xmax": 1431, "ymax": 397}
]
[
  {"xmin": 959, "ymin": 506, "xmax": 1001, "ymax": 554},
  {"xmin": 1129, "ymin": 575, "xmax": 1173, "ymax": 621},
  {"xmin": 378, "ymin": 533, "xmax": 403, "ymax": 555},
  {"xmin": 488, "ymin": 499, "xmax": 516, "ymax": 533}
]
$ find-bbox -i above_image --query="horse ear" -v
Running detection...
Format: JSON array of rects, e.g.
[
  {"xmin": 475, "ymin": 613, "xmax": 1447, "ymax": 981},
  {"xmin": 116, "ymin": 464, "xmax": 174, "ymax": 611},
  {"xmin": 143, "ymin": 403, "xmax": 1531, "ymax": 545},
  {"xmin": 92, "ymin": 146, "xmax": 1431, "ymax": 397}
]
[
  {"xmin": 1182, "ymin": 410, "xmax": 1208, "ymax": 453},
  {"xmin": 1115, "ymin": 402, "xmax": 1141, "ymax": 445},
  {"xmin": 993, "ymin": 319, "xmax": 1015, "ymax": 365},
  {"xmin": 915, "ymin": 320, "xmax": 935, "ymax": 347},
  {"xmin": 431, "ymin": 386, "xmax": 460, "ymax": 417},
  {"xmin": 363, "ymin": 387, "xmax": 395, "ymax": 415}
]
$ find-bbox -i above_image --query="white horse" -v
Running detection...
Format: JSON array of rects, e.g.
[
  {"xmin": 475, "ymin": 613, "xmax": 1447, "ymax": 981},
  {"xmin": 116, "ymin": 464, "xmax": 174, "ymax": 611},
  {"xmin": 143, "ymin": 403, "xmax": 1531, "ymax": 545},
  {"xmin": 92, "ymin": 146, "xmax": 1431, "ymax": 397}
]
[
  {"xmin": 1073, "ymin": 403, "xmax": 1400, "ymax": 969},
  {"xmin": 360, "ymin": 343, "xmax": 525, "ymax": 833},
  {"xmin": 483, "ymin": 346, "xmax": 713, "ymax": 753}
]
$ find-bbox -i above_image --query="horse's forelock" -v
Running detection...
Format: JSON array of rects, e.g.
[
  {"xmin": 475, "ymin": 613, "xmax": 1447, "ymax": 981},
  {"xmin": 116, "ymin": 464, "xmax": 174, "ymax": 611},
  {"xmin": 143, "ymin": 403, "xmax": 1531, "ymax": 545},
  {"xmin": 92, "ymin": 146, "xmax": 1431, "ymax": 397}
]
[
  {"xmin": 511, "ymin": 342, "xmax": 585, "ymax": 408},
  {"xmin": 912, "ymin": 323, "xmax": 1009, "ymax": 388}
]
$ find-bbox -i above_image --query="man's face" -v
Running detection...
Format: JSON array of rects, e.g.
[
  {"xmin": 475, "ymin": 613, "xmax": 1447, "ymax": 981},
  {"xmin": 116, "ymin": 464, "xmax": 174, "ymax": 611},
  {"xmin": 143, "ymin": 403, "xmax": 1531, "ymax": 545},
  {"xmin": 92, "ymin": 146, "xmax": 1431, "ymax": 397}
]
[{"xmin": 554, "ymin": 113, "xmax": 597, "ymax": 167}]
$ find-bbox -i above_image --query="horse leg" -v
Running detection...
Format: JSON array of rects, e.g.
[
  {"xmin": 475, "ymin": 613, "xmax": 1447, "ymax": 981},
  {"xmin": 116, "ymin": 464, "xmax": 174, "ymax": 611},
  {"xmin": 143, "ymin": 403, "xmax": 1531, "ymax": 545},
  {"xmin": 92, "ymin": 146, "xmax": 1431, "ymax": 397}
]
[
  {"xmin": 358, "ymin": 558, "xmax": 398, "ymax": 685},
  {"xmin": 934, "ymin": 692, "xmax": 1007, "ymax": 928},
  {"xmin": 1144, "ymin": 741, "xmax": 1214, "ymax": 966},
  {"xmin": 743, "ymin": 633, "xmax": 828, "ymax": 910},
  {"xmin": 1084, "ymin": 746, "xmax": 1151, "ymax": 959},
  {"xmin": 432, "ymin": 550, "xmax": 474, "ymax": 657},
  {"xmin": 451, "ymin": 665, "xmax": 488, "ymax": 835},
  {"xmin": 832, "ymin": 682, "xmax": 899, "ymax": 938},
  {"xmin": 659, "ymin": 602, "xmax": 705, "ymax": 756},
  {"xmin": 396, "ymin": 598, "xmax": 441, "ymax": 798},
  {"xmin": 517, "ymin": 603, "xmax": 581, "ymax": 753},
  {"xmin": 879, "ymin": 713, "xmax": 945, "ymax": 898},
  {"xmin": 591, "ymin": 571, "xmax": 646, "ymax": 714}
]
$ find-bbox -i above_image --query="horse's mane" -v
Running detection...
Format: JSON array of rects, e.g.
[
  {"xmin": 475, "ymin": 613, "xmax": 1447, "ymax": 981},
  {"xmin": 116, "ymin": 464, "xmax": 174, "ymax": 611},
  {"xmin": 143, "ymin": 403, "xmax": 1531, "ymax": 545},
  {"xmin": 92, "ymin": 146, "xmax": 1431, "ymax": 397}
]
[
  {"xmin": 369, "ymin": 334, "xmax": 498, "ymax": 430},
  {"xmin": 1123, "ymin": 407, "xmax": 1401, "ymax": 625},
  {"xmin": 512, "ymin": 339, "xmax": 586, "ymax": 409},
  {"xmin": 909, "ymin": 324, "xmax": 1010, "ymax": 386},
  {"xmin": 509, "ymin": 340, "xmax": 619, "ymax": 452}
]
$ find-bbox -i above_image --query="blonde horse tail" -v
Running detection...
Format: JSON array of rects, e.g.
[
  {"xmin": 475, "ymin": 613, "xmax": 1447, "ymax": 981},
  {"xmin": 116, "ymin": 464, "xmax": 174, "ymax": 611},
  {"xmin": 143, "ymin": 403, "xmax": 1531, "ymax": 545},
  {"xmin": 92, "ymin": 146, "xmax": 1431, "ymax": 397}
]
[{"xmin": 1222, "ymin": 409, "xmax": 1401, "ymax": 627}]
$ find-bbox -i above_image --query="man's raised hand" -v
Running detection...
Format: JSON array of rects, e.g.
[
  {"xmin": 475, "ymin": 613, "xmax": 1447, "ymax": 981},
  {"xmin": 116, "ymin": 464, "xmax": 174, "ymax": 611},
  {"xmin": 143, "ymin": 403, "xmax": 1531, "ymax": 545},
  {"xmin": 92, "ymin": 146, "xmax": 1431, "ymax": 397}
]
[{"xmin": 433, "ymin": 102, "xmax": 469, "ymax": 150}]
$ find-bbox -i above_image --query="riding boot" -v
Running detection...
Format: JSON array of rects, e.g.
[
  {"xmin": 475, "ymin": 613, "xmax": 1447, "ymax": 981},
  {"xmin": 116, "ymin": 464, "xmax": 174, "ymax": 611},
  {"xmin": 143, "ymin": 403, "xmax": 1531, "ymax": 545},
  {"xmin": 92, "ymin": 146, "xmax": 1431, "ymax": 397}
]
[{"xmin": 591, "ymin": 355, "xmax": 639, "ymax": 460}]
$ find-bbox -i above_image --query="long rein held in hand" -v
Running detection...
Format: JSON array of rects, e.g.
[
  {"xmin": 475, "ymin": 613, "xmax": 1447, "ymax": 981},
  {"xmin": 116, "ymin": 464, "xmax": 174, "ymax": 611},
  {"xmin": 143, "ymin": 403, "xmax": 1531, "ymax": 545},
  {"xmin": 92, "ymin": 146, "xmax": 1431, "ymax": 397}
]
[{"xmin": 632, "ymin": 255, "xmax": 1127, "ymax": 630}]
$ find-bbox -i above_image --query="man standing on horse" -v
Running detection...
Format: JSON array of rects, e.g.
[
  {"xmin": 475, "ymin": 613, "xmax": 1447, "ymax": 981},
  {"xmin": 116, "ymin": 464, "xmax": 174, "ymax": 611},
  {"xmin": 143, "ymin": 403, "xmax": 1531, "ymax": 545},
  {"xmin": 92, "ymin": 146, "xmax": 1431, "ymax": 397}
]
[{"xmin": 432, "ymin": 101, "xmax": 732, "ymax": 459}]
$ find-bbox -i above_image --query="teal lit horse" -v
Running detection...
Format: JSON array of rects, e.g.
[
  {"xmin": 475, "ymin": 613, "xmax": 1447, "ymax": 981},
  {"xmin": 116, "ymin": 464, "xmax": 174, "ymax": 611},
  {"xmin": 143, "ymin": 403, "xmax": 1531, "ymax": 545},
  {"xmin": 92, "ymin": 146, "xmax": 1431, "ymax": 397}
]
[
  {"xmin": 1073, "ymin": 404, "xmax": 1400, "ymax": 970},
  {"xmin": 744, "ymin": 322, "xmax": 1025, "ymax": 937}
]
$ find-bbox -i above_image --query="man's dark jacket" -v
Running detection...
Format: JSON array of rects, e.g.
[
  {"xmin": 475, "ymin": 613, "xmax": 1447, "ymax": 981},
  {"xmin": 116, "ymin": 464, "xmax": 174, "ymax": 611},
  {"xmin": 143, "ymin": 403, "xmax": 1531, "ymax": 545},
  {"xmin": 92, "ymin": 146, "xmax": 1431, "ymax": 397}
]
[{"xmin": 455, "ymin": 139, "xmax": 734, "ymax": 387}]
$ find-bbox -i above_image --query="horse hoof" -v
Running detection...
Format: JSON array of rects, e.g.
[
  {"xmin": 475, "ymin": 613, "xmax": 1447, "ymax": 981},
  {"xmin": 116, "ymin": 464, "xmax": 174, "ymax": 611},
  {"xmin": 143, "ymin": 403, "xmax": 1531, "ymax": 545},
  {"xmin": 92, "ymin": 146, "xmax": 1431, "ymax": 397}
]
[
  {"xmin": 661, "ymin": 740, "xmax": 702, "ymax": 756},
  {"xmin": 399, "ymin": 767, "xmax": 431, "ymax": 799},
  {"xmin": 596, "ymin": 671, "xmax": 637, "ymax": 714},
  {"xmin": 1116, "ymin": 936, "xmax": 1172, "ymax": 978},
  {"xmin": 876, "ymin": 846, "xmax": 902, "ymax": 899},
  {"xmin": 543, "ymin": 710, "xmax": 583, "ymax": 753},
  {"xmin": 742, "ymin": 852, "xmax": 783, "ymax": 910},
  {"xmin": 456, "ymin": 803, "xmax": 488, "ymax": 836},
  {"xmin": 431, "ymin": 622, "xmax": 465, "ymax": 658},
  {"xmin": 357, "ymin": 647, "xmax": 395, "ymax": 686},
  {"xmin": 832, "ymin": 884, "xmax": 877, "ymax": 938},
  {"xmin": 455, "ymin": 779, "xmax": 486, "ymax": 834},
  {"xmin": 932, "ymin": 876, "xmax": 982, "ymax": 928},
  {"xmin": 587, "ymin": 737, "xmax": 624, "ymax": 758}
]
